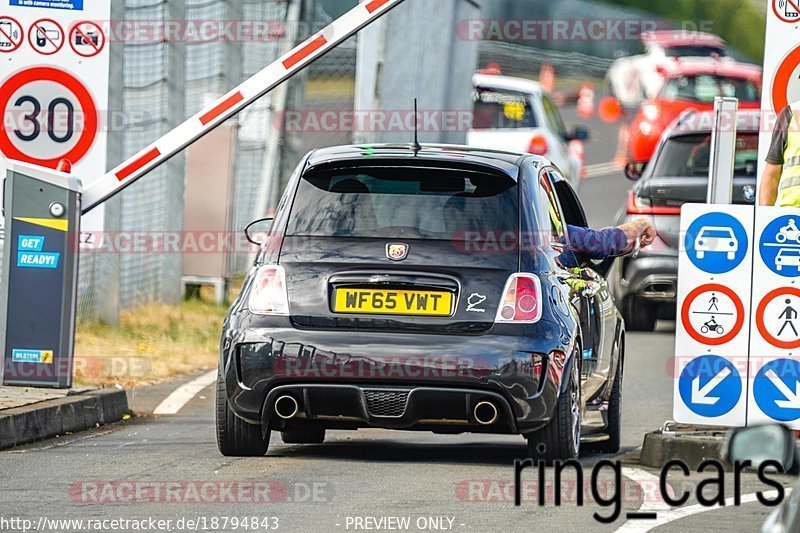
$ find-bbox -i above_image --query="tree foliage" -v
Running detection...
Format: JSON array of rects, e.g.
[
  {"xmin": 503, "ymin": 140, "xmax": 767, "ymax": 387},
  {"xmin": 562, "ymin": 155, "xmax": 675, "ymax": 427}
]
[{"xmin": 599, "ymin": 0, "xmax": 766, "ymax": 61}]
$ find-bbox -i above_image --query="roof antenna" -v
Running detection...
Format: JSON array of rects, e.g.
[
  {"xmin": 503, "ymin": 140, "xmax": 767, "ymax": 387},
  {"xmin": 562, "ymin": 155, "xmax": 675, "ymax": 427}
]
[{"xmin": 412, "ymin": 98, "xmax": 422, "ymax": 153}]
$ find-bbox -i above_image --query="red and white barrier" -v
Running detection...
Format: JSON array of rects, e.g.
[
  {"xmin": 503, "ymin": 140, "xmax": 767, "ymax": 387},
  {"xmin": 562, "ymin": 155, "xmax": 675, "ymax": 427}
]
[{"xmin": 82, "ymin": 0, "xmax": 406, "ymax": 212}]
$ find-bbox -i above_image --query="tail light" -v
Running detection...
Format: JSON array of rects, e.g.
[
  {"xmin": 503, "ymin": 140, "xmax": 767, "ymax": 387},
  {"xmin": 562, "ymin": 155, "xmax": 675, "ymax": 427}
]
[
  {"xmin": 496, "ymin": 274, "xmax": 542, "ymax": 323},
  {"xmin": 528, "ymin": 135, "xmax": 549, "ymax": 156},
  {"xmin": 248, "ymin": 265, "xmax": 289, "ymax": 315},
  {"xmin": 626, "ymin": 192, "xmax": 681, "ymax": 215}
]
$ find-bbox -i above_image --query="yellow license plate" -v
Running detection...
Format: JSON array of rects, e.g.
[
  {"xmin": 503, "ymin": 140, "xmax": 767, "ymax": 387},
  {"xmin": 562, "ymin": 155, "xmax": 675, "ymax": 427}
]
[{"xmin": 333, "ymin": 289, "xmax": 453, "ymax": 317}]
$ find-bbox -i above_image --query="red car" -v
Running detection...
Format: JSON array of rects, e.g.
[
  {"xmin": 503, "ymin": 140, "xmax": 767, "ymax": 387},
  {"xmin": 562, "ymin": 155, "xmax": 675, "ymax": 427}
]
[{"xmin": 627, "ymin": 60, "xmax": 762, "ymax": 162}]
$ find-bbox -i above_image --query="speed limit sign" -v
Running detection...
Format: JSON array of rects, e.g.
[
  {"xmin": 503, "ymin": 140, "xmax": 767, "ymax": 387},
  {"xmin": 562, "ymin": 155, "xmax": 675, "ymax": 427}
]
[{"xmin": 0, "ymin": 66, "xmax": 98, "ymax": 167}]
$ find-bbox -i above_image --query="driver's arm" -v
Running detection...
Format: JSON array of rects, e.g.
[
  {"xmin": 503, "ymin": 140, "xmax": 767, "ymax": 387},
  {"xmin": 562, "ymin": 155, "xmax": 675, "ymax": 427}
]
[{"xmin": 566, "ymin": 219, "xmax": 656, "ymax": 261}]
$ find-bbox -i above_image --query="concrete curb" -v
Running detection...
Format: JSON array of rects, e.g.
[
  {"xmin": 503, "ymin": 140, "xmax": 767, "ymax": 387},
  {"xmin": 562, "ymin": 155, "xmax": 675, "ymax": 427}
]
[
  {"xmin": 640, "ymin": 429, "xmax": 727, "ymax": 470},
  {"xmin": 0, "ymin": 389, "xmax": 130, "ymax": 451}
]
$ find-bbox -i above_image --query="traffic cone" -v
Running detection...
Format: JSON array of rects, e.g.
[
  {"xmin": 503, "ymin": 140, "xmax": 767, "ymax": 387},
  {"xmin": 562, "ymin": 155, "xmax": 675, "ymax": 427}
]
[
  {"xmin": 539, "ymin": 64, "xmax": 555, "ymax": 93},
  {"xmin": 577, "ymin": 83, "xmax": 595, "ymax": 119}
]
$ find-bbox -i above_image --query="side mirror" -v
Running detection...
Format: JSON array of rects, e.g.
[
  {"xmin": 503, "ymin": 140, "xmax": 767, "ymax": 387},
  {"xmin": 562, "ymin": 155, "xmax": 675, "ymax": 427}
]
[
  {"xmin": 625, "ymin": 161, "xmax": 647, "ymax": 181},
  {"xmin": 244, "ymin": 217, "xmax": 274, "ymax": 245},
  {"xmin": 570, "ymin": 126, "xmax": 590, "ymax": 142},
  {"xmin": 725, "ymin": 424, "xmax": 797, "ymax": 472}
]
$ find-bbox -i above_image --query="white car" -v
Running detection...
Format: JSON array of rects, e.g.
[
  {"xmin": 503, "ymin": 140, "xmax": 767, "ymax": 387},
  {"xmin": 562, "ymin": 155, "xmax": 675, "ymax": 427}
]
[
  {"xmin": 695, "ymin": 226, "xmax": 738, "ymax": 260},
  {"xmin": 468, "ymin": 74, "xmax": 588, "ymax": 191},
  {"xmin": 607, "ymin": 31, "xmax": 731, "ymax": 109},
  {"xmin": 776, "ymin": 249, "xmax": 800, "ymax": 272}
]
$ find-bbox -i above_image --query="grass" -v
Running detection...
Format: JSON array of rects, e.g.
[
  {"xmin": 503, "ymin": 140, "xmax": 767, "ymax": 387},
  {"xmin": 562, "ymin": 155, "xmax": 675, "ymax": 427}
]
[{"xmin": 74, "ymin": 287, "xmax": 232, "ymax": 388}]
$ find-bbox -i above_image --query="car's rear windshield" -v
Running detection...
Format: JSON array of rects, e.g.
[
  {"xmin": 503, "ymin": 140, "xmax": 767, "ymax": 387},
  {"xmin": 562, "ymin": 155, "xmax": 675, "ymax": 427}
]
[
  {"xmin": 472, "ymin": 89, "xmax": 537, "ymax": 129},
  {"xmin": 665, "ymin": 45, "xmax": 727, "ymax": 58},
  {"xmin": 651, "ymin": 132, "xmax": 759, "ymax": 177},
  {"xmin": 658, "ymin": 74, "xmax": 760, "ymax": 103},
  {"xmin": 287, "ymin": 167, "xmax": 518, "ymax": 240}
]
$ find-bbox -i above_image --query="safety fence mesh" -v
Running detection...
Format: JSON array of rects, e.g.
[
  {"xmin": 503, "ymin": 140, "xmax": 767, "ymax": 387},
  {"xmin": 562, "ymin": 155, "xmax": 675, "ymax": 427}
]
[{"xmin": 77, "ymin": 0, "xmax": 292, "ymax": 322}]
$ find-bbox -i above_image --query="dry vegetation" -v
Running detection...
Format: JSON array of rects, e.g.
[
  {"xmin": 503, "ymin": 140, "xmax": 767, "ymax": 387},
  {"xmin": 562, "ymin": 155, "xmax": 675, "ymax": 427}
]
[{"xmin": 74, "ymin": 287, "xmax": 233, "ymax": 387}]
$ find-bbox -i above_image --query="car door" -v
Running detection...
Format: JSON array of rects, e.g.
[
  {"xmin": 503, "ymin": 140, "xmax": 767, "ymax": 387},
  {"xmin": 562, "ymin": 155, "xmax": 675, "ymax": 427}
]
[{"xmin": 545, "ymin": 169, "xmax": 616, "ymax": 401}]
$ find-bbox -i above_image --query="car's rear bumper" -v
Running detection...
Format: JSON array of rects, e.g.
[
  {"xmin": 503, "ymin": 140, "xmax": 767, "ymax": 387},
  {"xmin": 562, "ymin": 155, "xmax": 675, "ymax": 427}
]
[
  {"xmin": 221, "ymin": 319, "xmax": 576, "ymax": 435},
  {"xmin": 613, "ymin": 253, "xmax": 679, "ymax": 304}
]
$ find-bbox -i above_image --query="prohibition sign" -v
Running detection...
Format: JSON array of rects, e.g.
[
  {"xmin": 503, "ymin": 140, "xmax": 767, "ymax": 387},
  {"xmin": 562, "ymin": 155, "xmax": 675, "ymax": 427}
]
[
  {"xmin": 69, "ymin": 21, "xmax": 105, "ymax": 58},
  {"xmin": 773, "ymin": 0, "xmax": 800, "ymax": 23},
  {"xmin": 772, "ymin": 44, "xmax": 800, "ymax": 114},
  {"xmin": 0, "ymin": 67, "xmax": 98, "ymax": 167},
  {"xmin": 756, "ymin": 287, "xmax": 800, "ymax": 350},
  {"xmin": 0, "ymin": 16, "xmax": 23, "ymax": 54},
  {"xmin": 28, "ymin": 18, "xmax": 64, "ymax": 56},
  {"xmin": 681, "ymin": 283, "xmax": 745, "ymax": 345}
]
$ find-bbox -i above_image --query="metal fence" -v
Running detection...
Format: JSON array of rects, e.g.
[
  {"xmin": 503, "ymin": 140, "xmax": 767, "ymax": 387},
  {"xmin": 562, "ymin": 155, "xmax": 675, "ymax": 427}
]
[{"xmin": 77, "ymin": 0, "xmax": 292, "ymax": 322}]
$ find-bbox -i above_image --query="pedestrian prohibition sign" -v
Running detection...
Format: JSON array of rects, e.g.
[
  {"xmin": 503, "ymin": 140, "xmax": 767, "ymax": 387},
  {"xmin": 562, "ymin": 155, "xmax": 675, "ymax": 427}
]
[
  {"xmin": 0, "ymin": 67, "xmax": 98, "ymax": 168},
  {"xmin": 681, "ymin": 284, "xmax": 745, "ymax": 345},
  {"xmin": 678, "ymin": 355, "xmax": 742, "ymax": 418},
  {"xmin": 756, "ymin": 287, "xmax": 800, "ymax": 349}
]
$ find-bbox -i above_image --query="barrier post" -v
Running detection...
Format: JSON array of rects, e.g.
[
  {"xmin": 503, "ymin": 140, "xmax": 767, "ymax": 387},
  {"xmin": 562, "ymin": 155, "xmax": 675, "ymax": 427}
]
[
  {"xmin": 0, "ymin": 160, "xmax": 82, "ymax": 388},
  {"xmin": 706, "ymin": 97, "xmax": 739, "ymax": 205}
]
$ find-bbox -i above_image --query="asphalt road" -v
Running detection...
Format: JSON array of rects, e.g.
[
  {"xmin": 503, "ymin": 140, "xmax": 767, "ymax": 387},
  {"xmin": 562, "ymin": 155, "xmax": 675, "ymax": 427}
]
[{"xmin": 0, "ymin": 112, "xmax": 795, "ymax": 533}]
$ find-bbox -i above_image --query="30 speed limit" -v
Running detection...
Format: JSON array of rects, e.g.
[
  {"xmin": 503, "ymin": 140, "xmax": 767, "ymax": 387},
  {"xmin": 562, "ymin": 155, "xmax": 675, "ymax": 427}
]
[{"xmin": 0, "ymin": 67, "xmax": 98, "ymax": 167}]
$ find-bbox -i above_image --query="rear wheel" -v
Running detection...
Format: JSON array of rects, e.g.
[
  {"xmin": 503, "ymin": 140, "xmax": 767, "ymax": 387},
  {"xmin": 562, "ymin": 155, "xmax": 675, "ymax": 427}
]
[
  {"xmin": 623, "ymin": 297, "xmax": 657, "ymax": 332},
  {"xmin": 216, "ymin": 370, "xmax": 268, "ymax": 457},
  {"xmin": 527, "ymin": 353, "xmax": 582, "ymax": 462},
  {"xmin": 281, "ymin": 428, "xmax": 326, "ymax": 444}
]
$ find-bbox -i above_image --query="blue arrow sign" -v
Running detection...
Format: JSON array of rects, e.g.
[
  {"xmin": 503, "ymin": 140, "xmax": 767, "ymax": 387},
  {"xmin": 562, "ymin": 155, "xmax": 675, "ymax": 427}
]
[
  {"xmin": 678, "ymin": 355, "xmax": 741, "ymax": 417},
  {"xmin": 754, "ymin": 359, "xmax": 800, "ymax": 422},
  {"xmin": 685, "ymin": 212, "xmax": 748, "ymax": 274}
]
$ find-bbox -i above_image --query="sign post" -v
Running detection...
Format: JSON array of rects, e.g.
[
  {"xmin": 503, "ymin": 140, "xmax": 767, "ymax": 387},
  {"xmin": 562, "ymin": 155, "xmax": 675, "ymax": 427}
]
[
  {"xmin": 706, "ymin": 97, "xmax": 738, "ymax": 205},
  {"xmin": 673, "ymin": 204, "xmax": 754, "ymax": 426}
]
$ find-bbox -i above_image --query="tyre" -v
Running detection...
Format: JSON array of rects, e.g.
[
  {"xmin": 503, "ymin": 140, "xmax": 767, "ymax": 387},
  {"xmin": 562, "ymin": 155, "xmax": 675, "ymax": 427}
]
[
  {"xmin": 281, "ymin": 428, "xmax": 326, "ymax": 444},
  {"xmin": 697, "ymin": 251, "xmax": 705, "ymax": 259},
  {"xmin": 778, "ymin": 233, "xmax": 787, "ymax": 243},
  {"xmin": 701, "ymin": 326, "xmax": 709, "ymax": 334},
  {"xmin": 622, "ymin": 297, "xmax": 657, "ymax": 332},
  {"xmin": 727, "ymin": 252, "xmax": 735, "ymax": 260},
  {"xmin": 216, "ymin": 370, "xmax": 268, "ymax": 457},
  {"xmin": 526, "ymin": 352, "xmax": 582, "ymax": 463},
  {"xmin": 589, "ymin": 342, "xmax": 623, "ymax": 454}
]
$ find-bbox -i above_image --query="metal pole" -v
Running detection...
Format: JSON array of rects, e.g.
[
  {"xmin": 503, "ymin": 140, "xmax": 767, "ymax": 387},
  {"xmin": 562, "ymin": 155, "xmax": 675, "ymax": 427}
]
[{"xmin": 707, "ymin": 96, "xmax": 739, "ymax": 205}]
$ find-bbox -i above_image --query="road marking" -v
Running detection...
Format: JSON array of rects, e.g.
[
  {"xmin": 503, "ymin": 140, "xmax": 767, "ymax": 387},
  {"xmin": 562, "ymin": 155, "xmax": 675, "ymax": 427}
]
[
  {"xmin": 153, "ymin": 370, "xmax": 217, "ymax": 415},
  {"xmin": 615, "ymin": 467, "xmax": 790, "ymax": 532},
  {"xmin": 616, "ymin": 468, "xmax": 672, "ymax": 532},
  {"xmin": 584, "ymin": 160, "xmax": 623, "ymax": 179}
]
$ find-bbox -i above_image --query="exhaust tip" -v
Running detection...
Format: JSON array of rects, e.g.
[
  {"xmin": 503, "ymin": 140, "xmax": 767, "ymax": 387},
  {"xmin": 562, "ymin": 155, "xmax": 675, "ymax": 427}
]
[
  {"xmin": 474, "ymin": 401, "xmax": 499, "ymax": 425},
  {"xmin": 275, "ymin": 395, "xmax": 299, "ymax": 420}
]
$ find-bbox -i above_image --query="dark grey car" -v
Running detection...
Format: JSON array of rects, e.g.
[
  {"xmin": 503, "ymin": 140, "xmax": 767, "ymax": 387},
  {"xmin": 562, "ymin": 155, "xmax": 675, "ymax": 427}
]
[{"xmin": 611, "ymin": 110, "xmax": 759, "ymax": 331}]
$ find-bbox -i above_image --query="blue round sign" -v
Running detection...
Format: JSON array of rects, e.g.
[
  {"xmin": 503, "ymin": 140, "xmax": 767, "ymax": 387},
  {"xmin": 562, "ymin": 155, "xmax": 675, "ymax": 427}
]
[
  {"xmin": 678, "ymin": 355, "xmax": 741, "ymax": 417},
  {"xmin": 753, "ymin": 359, "xmax": 800, "ymax": 422},
  {"xmin": 685, "ymin": 213, "xmax": 748, "ymax": 274},
  {"xmin": 759, "ymin": 215, "xmax": 800, "ymax": 278}
]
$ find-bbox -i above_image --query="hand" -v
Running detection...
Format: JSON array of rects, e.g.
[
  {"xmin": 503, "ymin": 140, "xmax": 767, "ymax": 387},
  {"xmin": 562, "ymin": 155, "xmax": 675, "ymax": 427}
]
[{"xmin": 619, "ymin": 218, "xmax": 657, "ymax": 250}]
